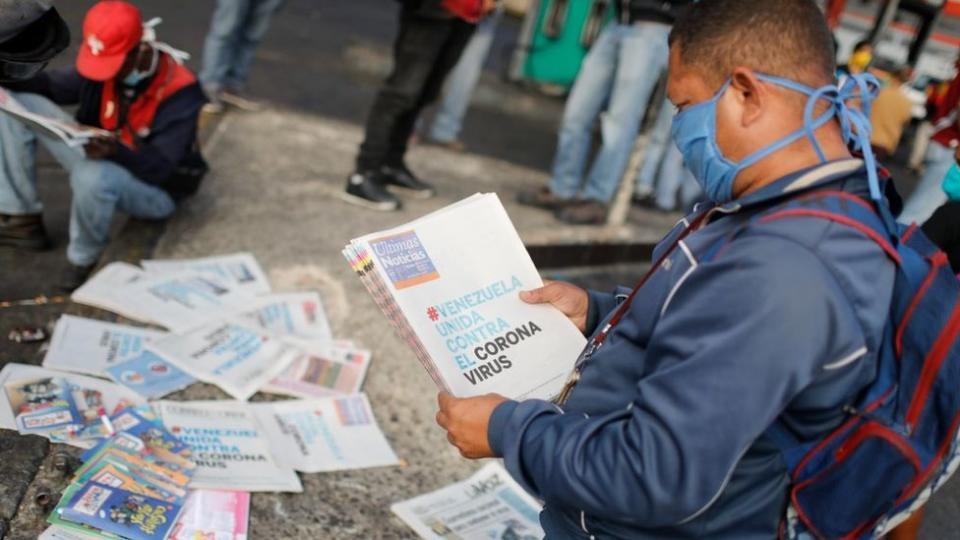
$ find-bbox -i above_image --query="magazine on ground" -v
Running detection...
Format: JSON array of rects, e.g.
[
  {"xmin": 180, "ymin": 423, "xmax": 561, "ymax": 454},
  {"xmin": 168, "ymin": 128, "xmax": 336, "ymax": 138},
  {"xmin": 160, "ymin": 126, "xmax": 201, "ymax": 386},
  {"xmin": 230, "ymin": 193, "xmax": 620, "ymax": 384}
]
[
  {"xmin": 155, "ymin": 400, "xmax": 303, "ymax": 493},
  {"xmin": 261, "ymin": 343, "xmax": 371, "ymax": 399},
  {"xmin": 0, "ymin": 363, "xmax": 145, "ymax": 447},
  {"xmin": 106, "ymin": 350, "xmax": 197, "ymax": 400},
  {"xmin": 344, "ymin": 193, "xmax": 585, "ymax": 400},
  {"xmin": 141, "ymin": 253, "xmax": 271, "ymax": 296},
  {"xmin": 0, "ymin": 86, "xmax": 111, "ymax": 147},
  {"xmin": 391, "ymin": 462, "xmax": 544, "ymax": 540},
  {"xmin": 240, "ymin": 291, "xmax": 333, "ymax": 347},
  {"xmin": 71, "ymin": 262, "xmax": 153, "ymax": 321},
  {"xmin": 148, "ymin": 320, "xmax": 300, "ymax": 400},
  {"xmin": 250, "ymin": 394, "xmax": 398, "ymax": 473},
  {"xmin": 42, "ymin": 315, "xmax": 166, "ymax": 377},
  {"xmin": 117, "ymin": 270, "xmax": 254, "ymax": 333}
]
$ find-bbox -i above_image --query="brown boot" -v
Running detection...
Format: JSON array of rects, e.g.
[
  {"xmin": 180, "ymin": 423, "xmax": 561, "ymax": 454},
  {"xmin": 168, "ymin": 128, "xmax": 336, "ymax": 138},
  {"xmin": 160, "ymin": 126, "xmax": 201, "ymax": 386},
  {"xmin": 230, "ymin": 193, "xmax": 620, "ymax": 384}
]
[
  {"xmin": 516, "ymin": 187, "xmax": 577, "ymax": 210},
  {"xmin": 0, "ymin": 213, "xmax": 51, "ymax": 250},
  {"xmin": 555, "ymin": 200, "xmax": 609, "ymax": 225}
]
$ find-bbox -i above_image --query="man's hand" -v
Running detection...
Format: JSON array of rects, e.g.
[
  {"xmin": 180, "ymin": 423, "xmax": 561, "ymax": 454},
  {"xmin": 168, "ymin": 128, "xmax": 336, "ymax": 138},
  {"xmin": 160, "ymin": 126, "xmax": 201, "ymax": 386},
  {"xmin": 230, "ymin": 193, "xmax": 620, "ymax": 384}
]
[
  {"xmin": 436, "ymin": 392, "xmax": 506, "ymax": 459},
  {"xmin": 83, "ymin": 136, "xmax": 118, "ymax": 160},
  {"xmin": 520, "ymin": 280, "xmax": 589, "ymax": 333}
]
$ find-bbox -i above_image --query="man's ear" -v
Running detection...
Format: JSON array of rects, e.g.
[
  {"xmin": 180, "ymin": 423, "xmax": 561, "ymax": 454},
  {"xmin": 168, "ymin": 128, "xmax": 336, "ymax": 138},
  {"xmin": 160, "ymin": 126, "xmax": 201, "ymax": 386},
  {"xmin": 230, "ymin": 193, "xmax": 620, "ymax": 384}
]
[{"xmin": 729, "ymin": 67, "xmax": 765, "ymax": 127}]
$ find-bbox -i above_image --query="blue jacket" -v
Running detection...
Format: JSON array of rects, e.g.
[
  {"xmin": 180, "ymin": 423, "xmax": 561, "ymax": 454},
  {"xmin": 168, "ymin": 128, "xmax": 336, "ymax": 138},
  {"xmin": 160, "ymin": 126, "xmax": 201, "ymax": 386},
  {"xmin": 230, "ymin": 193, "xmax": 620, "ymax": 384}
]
[{"xmin": 488, "ymin": 159, "xmax": 896, "ymax": 539}]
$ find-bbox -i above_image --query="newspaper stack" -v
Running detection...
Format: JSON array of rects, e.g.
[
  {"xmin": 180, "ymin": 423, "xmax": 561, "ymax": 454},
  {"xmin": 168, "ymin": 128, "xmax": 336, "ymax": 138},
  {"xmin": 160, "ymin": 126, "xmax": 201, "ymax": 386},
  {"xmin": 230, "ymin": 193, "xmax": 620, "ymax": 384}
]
[
  {"xmin": 0, "ymin": 86, "xmax": 111, "ymax": 147},
  {"xmin": 66, "ymin": 252, "xmax": 370, "ymax": 401},
  {"xmin": 344, "ymin": 193, "xmax": 586, "ymax": 400},
  {"xmin": 392, "ymin": 462, "xmax": 544, "ymax": 539}
]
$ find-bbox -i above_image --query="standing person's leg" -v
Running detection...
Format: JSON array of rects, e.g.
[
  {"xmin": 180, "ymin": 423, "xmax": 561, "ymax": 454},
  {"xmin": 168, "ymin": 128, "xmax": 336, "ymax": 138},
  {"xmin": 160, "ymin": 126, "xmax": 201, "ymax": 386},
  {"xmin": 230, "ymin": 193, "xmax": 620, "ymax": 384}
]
[
  {"xmin": 0, "ymin": 93, "xmax": 87, "ymax": 249},
  {"xmin": 580, "ymin": 23, "xmax": 669, "ymax": 205},
  {"xmin": 427, "ymin": 8, "xmax": 502, "ymax": 146},
  {"xmin": 200, "ymin": 0, "xmax": 251, "ymax": 101},
  {"xmin": 900, "ymin": 141, "xmax": 952, "ymax": 224},
  {"xmin": 222, "ymin": 0, "xmax": 286, "ymax": 96},
  {"xmin": 537, "ymin": 24, "xmax": 620, "ymax": 204},
  {"xmin": 346, "ymin": 11, "xmax": 453, "ymax": 210},
  {"xmin": 67, "ymin": 160, "xmax": 175, "ymax": 270},
  {"xmin": 635, "ymin": 97, "xmax": 674, "ymax": 199}
]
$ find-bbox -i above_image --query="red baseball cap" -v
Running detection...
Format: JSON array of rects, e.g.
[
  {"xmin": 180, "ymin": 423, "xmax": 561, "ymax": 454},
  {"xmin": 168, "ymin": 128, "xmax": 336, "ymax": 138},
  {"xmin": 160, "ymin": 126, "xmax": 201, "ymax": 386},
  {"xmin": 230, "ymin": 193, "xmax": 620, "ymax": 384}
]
[{"xmin": 76, "ymin": 1, "xmax": 143, "ymax": 81}]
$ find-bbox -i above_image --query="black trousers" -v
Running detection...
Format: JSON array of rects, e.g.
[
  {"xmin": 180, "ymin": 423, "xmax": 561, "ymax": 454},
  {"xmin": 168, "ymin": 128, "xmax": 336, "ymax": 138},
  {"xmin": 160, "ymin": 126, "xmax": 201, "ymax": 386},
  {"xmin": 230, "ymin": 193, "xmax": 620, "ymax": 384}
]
[
  {"xmin": 923, "ymin": 201, "xmax": 960, "ymax": 273},
  {"xmin": 356, "ymin": 11, "xmax": 475, "ymax": 172}
]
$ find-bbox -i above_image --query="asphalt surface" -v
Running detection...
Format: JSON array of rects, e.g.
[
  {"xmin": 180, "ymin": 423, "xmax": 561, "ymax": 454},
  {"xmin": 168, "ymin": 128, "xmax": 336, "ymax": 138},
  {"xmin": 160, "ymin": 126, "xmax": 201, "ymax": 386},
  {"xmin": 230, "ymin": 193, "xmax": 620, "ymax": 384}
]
[{"xmin": 0, "ymin": 1, "xmax": 957, "ymax": 539}]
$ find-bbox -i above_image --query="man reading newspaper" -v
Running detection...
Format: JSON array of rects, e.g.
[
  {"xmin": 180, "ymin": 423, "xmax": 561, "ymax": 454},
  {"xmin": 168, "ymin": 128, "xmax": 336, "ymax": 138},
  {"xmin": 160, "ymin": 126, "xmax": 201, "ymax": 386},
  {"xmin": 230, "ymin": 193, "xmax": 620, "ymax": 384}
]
[
  {"xmin": 436, "ymin": 1, "xmax": 902, "ymax": 538},
  {"xmin": 0, "ymin": 1, "xmax": 206, "ymax": 290}
]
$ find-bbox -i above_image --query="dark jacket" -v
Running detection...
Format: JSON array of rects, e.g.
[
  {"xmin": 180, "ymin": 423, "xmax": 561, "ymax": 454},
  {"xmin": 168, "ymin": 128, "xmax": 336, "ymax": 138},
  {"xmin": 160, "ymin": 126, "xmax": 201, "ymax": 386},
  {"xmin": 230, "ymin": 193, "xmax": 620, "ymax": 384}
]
[
  {"xmin": 488, "ymin": 160, "xmax": 896, "ymax": 538},
  {"xmin": 9, "ymin": 66, "xmax": 206, "ymax": 199},
  {"xmin": 618, "ymin": 0, "xmax": 695, "ymax": 25},
  {"xmin": 398, "ymin": 0, "xmax": 453, "ymax": 19}
]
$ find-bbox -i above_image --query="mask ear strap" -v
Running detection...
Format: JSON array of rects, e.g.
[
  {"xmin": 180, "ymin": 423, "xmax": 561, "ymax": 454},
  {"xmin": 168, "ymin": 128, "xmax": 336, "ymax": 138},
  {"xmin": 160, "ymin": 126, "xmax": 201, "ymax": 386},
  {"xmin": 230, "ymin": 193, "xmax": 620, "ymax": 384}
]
[{"xmin": 757, "ymin": 75, "xmax": 833, "ymax": 162}]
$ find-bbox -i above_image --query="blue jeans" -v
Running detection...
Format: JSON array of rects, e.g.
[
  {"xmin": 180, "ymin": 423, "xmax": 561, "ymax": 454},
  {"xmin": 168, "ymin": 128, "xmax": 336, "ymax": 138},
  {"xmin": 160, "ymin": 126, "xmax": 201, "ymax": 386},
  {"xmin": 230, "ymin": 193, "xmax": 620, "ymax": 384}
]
[
  {"xmin": 549, "ymin": 22, "xmax": 670, "ymax": 204},
  {"xmin": 199, "ymin": 0, "xmax": 286, "ymax": 93},
  {"xmin": 428, "ymin": 8, "xmax": 502, "ymax": 143},
  {"xmin": 0, "ymin": 93, "xmax": 175, "ymax": 266},
  {"xmin": 635, "ymin": 98, "xmax": 701, "ymax": 210},
  {"xmin": 900, "ymin": 140, "xmax": 951, "ymax": 224}
]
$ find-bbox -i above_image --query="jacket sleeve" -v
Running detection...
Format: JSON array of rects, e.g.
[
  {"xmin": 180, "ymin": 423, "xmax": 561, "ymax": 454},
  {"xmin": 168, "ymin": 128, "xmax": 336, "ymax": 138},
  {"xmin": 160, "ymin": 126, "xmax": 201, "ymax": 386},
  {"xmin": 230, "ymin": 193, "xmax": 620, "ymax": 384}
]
[
  {"xmin": 109, "ymin": 85, "xmax": 204, "ymax": 186},
  {"xmin": 487, "ymin": 232, "xmax": 870, "ymax": 526},
  {"xmin": 4, "ymin": 68, "xmax": 83, "ymax": 105}
]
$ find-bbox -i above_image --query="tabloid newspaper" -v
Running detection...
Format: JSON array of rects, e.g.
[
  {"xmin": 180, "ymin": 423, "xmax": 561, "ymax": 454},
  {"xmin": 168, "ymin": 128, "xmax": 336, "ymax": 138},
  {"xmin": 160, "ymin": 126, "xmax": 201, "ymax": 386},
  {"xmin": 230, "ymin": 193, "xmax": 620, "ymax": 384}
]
[
  {"xmin": 391, "ymin": 462, "xmax": 544, "ymax": 540},
  {"xmin": 71, "ymin": 262, "xmax": 152, "ymax": 321},
  {"xmin": 155, "ymin": 400, "xmax": 303, "ymax": 493},
  {"xmin": 261, "ymin": 343, "xmax": 371, "ymax": 399},
  {"xmin": 250, "ymin": 394, "xmax": 398, "ymax": 473},
  {"xmin": 148, "ymin": 320, "xmax": 300, "ymax": 401},
  {"xmin": 117, "ymin": 270, "xmax": 254, "ymax": 333},
  {"xmin": 0, "ymin": 86, "xmax": 111, "ymax": 147},
  {"xmin": 141, "ymin": 252, "xmax": 271, "ymax": 296},
  {"xmin": 42, "ymin": 315, "xmax": 166, "ymax": 377},
  {"xmin": 240, "ymin": 291, "xmax": 333, "ymax": 347},
  {"xmin": 0, "ymin": 363, "xmax": 146, "ymax": 448},
  {"xmin": 344, "ymin": 193, "xmax": 585, "ymax": 400}
]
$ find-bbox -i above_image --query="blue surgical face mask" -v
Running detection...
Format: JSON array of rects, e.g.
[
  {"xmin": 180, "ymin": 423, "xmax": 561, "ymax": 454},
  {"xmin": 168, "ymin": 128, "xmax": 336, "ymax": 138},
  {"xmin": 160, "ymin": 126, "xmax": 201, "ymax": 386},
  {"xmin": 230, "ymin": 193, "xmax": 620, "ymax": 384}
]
[
  {"xmin": 122, "ymin": 44, "xmax": 158, "ymax": 87},
  {"xmin": 671, "ymin": 73, "xmax": 881, "ymax": 203}
]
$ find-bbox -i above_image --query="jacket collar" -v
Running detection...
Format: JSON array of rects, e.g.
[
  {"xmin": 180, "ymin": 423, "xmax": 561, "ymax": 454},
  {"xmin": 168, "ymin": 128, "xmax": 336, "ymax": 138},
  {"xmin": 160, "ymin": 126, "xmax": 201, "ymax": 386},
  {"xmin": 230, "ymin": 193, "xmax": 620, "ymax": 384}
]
[{"xmin": 715, "ymin": 158, "xmax": 865, "ymax": 213}]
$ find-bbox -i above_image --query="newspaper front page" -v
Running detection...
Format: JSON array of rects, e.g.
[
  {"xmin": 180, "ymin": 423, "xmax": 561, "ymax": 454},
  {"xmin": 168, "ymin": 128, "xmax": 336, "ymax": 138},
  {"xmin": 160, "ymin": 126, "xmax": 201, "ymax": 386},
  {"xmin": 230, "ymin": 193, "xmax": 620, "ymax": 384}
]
[
  {"xmin": 392, "ymin": 462, "xmax": 544, "ymax": 540},
  {"xmin": 42, "ymin": 315, "xmax": 166, "ymax": 377},
  {"xmin": 156, "ymin": 401, "xmax": 303, "ymax": 492},
  {"xmin": 250, "ymin": 395, "xmax": 398, "ymax": 473},
  {"xmin": 70, "ymin": 262, "xmax": 152, "ymax": 321},
  {"xmin": 346, "ymin": 193, "xmax": 585, "ymax": 400},
  {"xmin": 141, "ymin": 253, "xmax": 271, "ymax": 296}
]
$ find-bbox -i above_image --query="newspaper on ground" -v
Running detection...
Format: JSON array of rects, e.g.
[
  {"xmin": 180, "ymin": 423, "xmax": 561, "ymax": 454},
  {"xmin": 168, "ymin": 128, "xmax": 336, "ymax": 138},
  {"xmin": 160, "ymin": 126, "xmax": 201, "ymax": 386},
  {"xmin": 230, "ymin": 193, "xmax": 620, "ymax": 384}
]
[
  {"xmin": 240, "ymin": 291, "xmax": 333, "ymax": 347},
  {"xmin": 261, "ymin": 343, "xmax": 371, "ymax": 399},
  {"xmin": 0, "ymin": 86, "xmax": 111, "ymax": 147},
  {"xmin": 0, "ymin": 363, "xmax": 145, "ymax": 448},
  {"xmin": 106, "ymin": 350, "xmax": 197, "ymax": 400},
  {"xmin": 392, "ymin": 462, "xmax": 544, "ymax": 540},
  {"xmin": 148, "ymin": 320, "xmax": 300, "ymax": 400},
  {"xmin": 71, "ymin": 262, "xmax": 152, "ymax": 321},
  {"xmin": 250, "ymin": 394, "xmax": 398, "ymax": 473},
  {"xmin": 344, "ymin": 193, "xmax": 585, "ymax": 400},
  {"xmin": 141, "ymin": 252, "xmax": 271, "ymax": 296},
  {"xmin": 117, "ymin": 270, "xmax": 254, "ymax": 333},
  {"xmin": 168, "ymin": 489, "xmax": 250, "ymax": 540},
  {"xmin": 41, "ymin": 315, "xmax": 166, "ymax": 377},
  {"xmin": 156, "ymin": 400, "xmax": 303, "ymax": 492}
]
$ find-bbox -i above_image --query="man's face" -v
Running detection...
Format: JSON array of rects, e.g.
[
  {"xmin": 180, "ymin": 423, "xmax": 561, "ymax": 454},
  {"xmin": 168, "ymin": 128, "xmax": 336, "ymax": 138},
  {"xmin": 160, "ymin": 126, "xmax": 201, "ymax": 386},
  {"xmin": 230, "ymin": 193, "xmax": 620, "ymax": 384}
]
[{"xmin": 666, "ymin": 45, "xmax": 752, "ymax": 166}]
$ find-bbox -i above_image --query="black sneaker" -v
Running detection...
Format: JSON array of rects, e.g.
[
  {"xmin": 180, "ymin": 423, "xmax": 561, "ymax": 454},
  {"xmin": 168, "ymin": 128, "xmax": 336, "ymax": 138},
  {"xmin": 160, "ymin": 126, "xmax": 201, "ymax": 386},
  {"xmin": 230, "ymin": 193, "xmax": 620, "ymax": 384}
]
[
  {"xmin": 380, "ymin": 164, "xmax": 436, "ymax": 199},
  {"xmin": 340, "ymin": 171, "xmax": 401, "ymax": 211},
  {"xmin": 516, "ymin": 187, "xmax": 577, "ymax": 210},
  {"xmin": 58, "ymin": 263, "xmax": 94, "ymax": 292},
  {"xmin": 555, "ymin": 200, "xmax": 609, "ymax": 225},
  {"xmin": 0, "ymin": 213, "xmax": 51, "ymax": 250}
]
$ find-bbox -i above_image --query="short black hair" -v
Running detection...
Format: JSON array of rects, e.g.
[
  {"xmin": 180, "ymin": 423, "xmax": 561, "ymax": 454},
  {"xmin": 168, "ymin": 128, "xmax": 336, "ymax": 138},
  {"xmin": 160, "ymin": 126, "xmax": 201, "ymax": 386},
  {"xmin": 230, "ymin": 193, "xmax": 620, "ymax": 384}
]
[
  {"xmin": 669, "ymin": 0, "xmax": 837, "ymax": 89},
  {"xmin": 853, "ymin": 39, "xmax": 873, "ymax": 52}
]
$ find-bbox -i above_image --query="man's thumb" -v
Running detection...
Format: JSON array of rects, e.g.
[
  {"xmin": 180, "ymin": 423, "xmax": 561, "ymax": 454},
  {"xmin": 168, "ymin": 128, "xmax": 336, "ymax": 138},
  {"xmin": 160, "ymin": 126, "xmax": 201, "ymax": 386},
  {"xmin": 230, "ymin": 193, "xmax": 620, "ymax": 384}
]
[{"xmin": 519, "ymin": 288, "xmax": 546, "ymax": 304}]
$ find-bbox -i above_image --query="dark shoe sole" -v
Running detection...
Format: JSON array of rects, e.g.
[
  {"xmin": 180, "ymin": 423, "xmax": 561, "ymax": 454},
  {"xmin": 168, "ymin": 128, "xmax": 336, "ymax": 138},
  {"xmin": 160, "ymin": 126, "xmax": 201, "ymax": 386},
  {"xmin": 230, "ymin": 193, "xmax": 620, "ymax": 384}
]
[
  {"xmin": 385, "ymin": 183, "xmax": 436, "ymax": 200},
  {"xmin": 337, "ymin": 191, "xmax": 401, "ymax": 212}
]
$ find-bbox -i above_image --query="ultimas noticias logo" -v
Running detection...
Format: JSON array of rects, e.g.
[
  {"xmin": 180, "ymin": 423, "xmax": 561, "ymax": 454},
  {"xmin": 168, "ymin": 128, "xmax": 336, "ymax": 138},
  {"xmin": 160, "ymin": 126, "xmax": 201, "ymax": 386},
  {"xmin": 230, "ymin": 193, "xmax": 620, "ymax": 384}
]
[{"xmin": 369, "ymin": 230, "xmax": 440, "ymax": 290}]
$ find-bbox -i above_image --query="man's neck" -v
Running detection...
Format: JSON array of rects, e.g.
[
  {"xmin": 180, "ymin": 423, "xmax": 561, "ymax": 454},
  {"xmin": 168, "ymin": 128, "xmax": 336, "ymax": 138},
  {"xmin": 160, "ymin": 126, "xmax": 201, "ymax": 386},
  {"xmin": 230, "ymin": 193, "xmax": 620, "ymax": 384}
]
[{"xmin": 734, "ymin": 130, "xmax": 852, "ymax": 199}]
